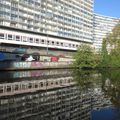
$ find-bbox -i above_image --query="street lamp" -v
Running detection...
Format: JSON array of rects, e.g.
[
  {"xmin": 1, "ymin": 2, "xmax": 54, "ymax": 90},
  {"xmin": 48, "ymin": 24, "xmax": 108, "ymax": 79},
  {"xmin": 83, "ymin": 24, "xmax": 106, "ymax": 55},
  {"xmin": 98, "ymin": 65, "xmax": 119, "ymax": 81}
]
[
  {"xmin": 46, "ymin": 34, "xmax": 48, "ymax": 55},
  {"xmin": 45, "ymin": 1, "xmax": 54, "ymax": 56}
]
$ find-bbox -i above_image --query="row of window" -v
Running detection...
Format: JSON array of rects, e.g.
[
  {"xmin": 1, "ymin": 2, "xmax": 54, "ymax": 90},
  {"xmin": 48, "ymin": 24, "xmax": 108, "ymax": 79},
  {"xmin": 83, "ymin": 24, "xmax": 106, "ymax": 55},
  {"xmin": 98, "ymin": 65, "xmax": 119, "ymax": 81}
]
[
  {"xmin": 1, "ymin": 1, "xmax": 93, "ymax": 25},
  {"xmin": 0, "ymin": 33, "xmax": 79, "ymax": 48},
  {"xmin": 0, "ymin": 78, "xmax": 72, "ymax": 93},
  {"xmin": 0, "ymin": 11, "xmax": 92, "ymax": 29}
]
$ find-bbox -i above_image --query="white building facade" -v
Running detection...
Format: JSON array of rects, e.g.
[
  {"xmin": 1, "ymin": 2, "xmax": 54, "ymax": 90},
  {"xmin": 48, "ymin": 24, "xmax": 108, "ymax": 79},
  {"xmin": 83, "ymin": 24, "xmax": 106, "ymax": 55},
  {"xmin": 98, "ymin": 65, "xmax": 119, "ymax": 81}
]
[
  {"xmin": 93, "ymin": 14, "xmax": 119, "ymax": 52},
  {"xmin": 0, "ymin": 0, "xmax": 94, "ymax": 53}
]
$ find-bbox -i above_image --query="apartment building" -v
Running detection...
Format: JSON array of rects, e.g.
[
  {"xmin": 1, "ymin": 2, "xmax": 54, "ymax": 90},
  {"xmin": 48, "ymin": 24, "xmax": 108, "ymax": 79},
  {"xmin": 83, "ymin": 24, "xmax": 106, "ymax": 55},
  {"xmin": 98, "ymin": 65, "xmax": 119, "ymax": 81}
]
[
  {"xmin": 93, "ymin": 14, "xmax": 119, "ymax": 52},
  {"xmin": 0, "ymin": 0, "xmax": 94, "ymax": 56}
]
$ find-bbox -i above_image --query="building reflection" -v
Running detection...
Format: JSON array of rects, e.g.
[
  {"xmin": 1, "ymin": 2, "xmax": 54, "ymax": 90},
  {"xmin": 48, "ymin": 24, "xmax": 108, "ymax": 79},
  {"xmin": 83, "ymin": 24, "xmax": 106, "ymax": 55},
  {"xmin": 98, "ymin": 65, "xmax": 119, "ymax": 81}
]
[
  {"xmin": 0, "ymin": 70, "xmax": 92, "ymax": 120},
  {"xmin": 0, "ymin": 85, "xmax": 92, "ymax": 120},
  {"xmin": 0, "ymin": 69, "xmax": 71, "ymax": 81},
  {"xmin": 0, "ymin": 70, "xmax": 114, "ymax": 120}
]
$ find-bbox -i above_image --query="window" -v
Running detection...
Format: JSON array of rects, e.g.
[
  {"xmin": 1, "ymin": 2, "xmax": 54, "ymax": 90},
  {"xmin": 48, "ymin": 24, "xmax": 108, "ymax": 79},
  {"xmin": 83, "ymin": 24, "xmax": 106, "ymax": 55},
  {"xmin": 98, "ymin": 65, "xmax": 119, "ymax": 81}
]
[
  {"xmin": 61, "ymin": 43, "xmax": 63, "ymax": 46},
  {"xmin": 29, "ymin": 37, "xmax": 33, "ymax": 43},
  {"xmin": 52, "ymin": 41, "xmax": 54, "ymax": 45},
  {"xmin": 15, "ymin": 85, "xmax": 19, "ymax": 91},
  {"xmin": 68, "ymin": 79, "xmax": 71, "ymax": 83},
  {"xmin": 65, "ymin": 43, "xmax": 68, "ymax": 47},
  {"xmin": 35, "ymin": 38, "xmax": 39, "ymax": 43},
  {"xmin": 46, "ymin": 82, "xmax": 48, "ymax": 86},
  {"xmin": 76, "ymin": 45, "xmax": 78, "ymax": 48},
  {"xmin": 60, "ymin": 80, "xmax": 62, "ymax": 84},
  {"xmin": 69, "ymin": 44, "xmax": 71, "ymax": 47},
  {"xmin": 51, "ymin": 82, "xmax": 53, "ymax": 85},
  {"xmin": 22, "ymin": 36, "xmax": 27, "ymax": 42},
  {"xmin": 35, "ymin": 84, "xmax": 38, "ymax": 88},
  {"xmin": 41, "ymin": 39, "xmax": 44, "ymax": 44},
  {"xmin": 47, "ymin": 40, "xmax": 50, "ymax": 45},
  {"xmin": 0, "ymin": 20, "xmax": 4, "ymax": 25},
  {"xmin": 8, "ymin": 34, "xmax": 13, "ymax": 40},
  {"xmin": 7, "ymin": 86, "xmax": 11, "ymax": 92},
  {"xmin": 28, "ymin": 83, "xmax": 32, "ymax": 89},
  {"xmin": 16, "ymin": 35, "xmax": 20, "ymax": 41},
  {"xmin": 56, "ymin": 42, "xmax": 59, "ymax": 46},
  {"xmin": 40, "ymin": 82, "xmax": 43, "ymax": 87},
  {"xmin": 56, "ymin": 81, "xmax": 58, "ymax": 85},
  {"xmin": 0, "ymin": 33, "xmax": 4, "ymax": 39},
  {"xmin": 0, "ymin": 86, "xmax": 3, "ymax": 93},
  {"xmin": 11, "ymin": 3, "xmax": 18, "ymax": 7}
]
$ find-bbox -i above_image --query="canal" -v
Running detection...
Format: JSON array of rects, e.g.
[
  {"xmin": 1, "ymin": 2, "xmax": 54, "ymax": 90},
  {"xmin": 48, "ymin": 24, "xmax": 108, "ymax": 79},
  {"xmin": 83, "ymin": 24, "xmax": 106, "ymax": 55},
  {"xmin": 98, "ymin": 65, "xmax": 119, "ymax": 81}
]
[{"xmin": 0, "ymin": 69, "xmax": 120, "ymax": 120}]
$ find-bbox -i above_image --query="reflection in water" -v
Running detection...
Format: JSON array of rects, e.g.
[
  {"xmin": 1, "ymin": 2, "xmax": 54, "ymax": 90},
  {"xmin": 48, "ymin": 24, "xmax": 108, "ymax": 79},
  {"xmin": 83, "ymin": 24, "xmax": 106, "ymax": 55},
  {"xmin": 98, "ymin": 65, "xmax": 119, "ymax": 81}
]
[
  {"xmin": 73, "ymin": 70, "xmax": 112, "ymax": 106},
  {"xmin": 0, "ymin": 69, "xmax": 120, "ymax": 120},
  {"xmin": 100, "ymin": 69, "xmax": 120, "ymax": 108},
  {"xmin": 0, "ymin": 69, "xmax": 92, "ymax": 120},
  {"xmin": 0, "ymin": 85, "xmax": 92, "ymax": 120},
  {"xmin": 0, "ymin": 69, "xmax": 71, "ymax": 82},
  {"xmin": 73, "ymin": 69, "xmax": 120, "ymax": 120}
]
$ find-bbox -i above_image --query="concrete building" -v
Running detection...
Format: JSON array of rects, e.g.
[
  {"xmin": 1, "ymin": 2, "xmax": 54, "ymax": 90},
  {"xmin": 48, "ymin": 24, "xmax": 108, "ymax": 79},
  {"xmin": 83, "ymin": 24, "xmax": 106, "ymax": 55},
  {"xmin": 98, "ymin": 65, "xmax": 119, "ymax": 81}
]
[
  {"xmin": 0, "ymin": 0, "xmax": 94, "ymax": 57},
  {"xmin": 93, "ymin": 14, "xmax": 119, "ymax": 52},
  {"xmin": 1, "ymin": 0, "xmax": 119, "ymax": 55}
]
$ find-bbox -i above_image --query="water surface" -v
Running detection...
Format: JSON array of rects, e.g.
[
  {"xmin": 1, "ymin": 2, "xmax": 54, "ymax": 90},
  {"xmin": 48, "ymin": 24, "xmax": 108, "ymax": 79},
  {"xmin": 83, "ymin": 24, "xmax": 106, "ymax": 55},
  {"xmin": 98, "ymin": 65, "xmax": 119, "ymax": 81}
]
[{"xmin": 0, "ymin": 69, "xmax": 120, "ymax": 120}]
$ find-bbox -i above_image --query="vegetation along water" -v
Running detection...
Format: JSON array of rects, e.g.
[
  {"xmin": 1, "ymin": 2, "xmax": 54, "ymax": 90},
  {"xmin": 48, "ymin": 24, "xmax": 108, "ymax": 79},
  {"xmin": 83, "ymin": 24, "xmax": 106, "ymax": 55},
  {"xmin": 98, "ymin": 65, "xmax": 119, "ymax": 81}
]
[{"xmin": 73, "ymin": 21, "xmax": 120, "ymax": 68}]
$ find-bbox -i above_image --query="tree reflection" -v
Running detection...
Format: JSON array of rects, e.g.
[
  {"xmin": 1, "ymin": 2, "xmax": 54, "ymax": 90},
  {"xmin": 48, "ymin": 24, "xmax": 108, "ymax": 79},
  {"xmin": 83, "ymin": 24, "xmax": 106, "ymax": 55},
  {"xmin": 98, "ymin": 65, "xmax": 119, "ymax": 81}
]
[
  {"xmin": 72, "ymin": 69, "xmax": 101, "ymax": 89},
  {"xmin": 100, "ymin": 69, "xmax": 120, "ymax": 107},
  {"xmin": 73, "ymin": 69, "xmax": 120, "ymax": 118}
]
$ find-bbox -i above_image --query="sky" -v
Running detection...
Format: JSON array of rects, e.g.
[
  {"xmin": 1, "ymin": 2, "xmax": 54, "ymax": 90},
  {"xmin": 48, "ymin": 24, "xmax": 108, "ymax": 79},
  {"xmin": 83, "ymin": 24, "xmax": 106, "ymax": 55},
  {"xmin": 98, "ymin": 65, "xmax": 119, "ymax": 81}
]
[{"xmin": 94, "ymin": 0, "xmax": 120, "ymax": 18}]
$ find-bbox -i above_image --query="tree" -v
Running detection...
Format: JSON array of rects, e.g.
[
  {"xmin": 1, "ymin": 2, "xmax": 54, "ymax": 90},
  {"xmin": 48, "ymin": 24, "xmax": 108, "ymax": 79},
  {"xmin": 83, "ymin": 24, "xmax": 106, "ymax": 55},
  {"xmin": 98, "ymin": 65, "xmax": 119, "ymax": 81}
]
[
  {"xmin": 100, "ymin": 38, "xmax": 109, "ymax": 67},
  {"xmin": 73, "ymin": 44, "xmax": 98, "ymax": 68},
  {"xmin": 101, "ymin": 21, "xmax": 120, "ymax": 67}
]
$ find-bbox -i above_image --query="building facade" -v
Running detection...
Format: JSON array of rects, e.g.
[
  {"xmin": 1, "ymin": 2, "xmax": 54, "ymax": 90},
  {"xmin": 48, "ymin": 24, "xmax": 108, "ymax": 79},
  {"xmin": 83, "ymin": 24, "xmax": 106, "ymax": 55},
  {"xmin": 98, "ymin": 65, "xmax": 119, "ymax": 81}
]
[
  {"xmin": 0, "ymin": 0, "xmax": 119, "ymax": 55},
  {"xmin": 0, "ymin": 0, "xmax": 94, "ymax": 56},
  {"xmin": 93, "ymin": 14, "xmax": 119, "ymax": 52}
]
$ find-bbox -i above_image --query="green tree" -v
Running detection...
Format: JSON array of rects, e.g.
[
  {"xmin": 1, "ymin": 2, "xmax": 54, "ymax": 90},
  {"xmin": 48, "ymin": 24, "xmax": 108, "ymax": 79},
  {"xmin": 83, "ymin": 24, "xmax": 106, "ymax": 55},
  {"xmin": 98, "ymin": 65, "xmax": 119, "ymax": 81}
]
[
  {"xmin": 73, "ymin": 44, "xmax": 98, "ymax": 68},
  {"xmin": 100, "ymin": 38, "xmax": 109, "ymax": 67},
  {"xmin": 101, "ymin": 21, "xmax": 120, "ymax": 67}
]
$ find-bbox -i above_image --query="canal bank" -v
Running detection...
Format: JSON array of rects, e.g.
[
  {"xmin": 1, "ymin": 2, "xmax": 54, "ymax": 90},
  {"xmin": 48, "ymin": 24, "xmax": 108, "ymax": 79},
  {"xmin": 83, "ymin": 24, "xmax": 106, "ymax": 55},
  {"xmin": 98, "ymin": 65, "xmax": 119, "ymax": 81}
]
[{"xmin": 0, "ymin": 61, "xmax": 73, "ymax": 71}]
